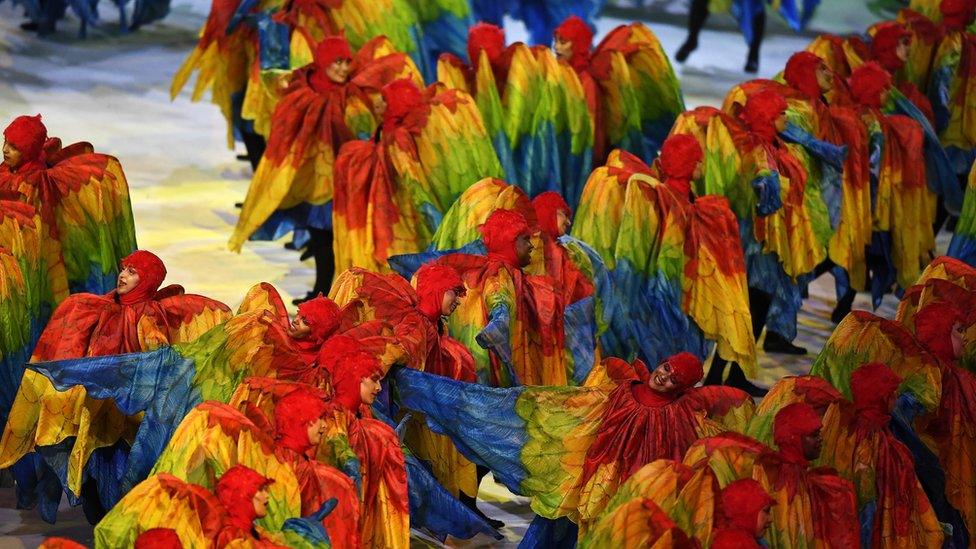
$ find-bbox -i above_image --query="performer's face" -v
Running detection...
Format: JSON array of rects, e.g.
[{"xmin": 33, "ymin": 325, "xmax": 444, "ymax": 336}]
[
  {"xmin": 553, "ymin": 37, "xmax": 573, "ymax": 62},
  {"xmin": 515, "ymin": 233, "xmax": 534, "ymax": 268},
  {"xmin": 755, "ymin": 504, "xmax": 773, "ymax": 537},
  {"xmin": 252, "ymin": 487, "xmax": 270, "ymax": 519},
  {"xmin": 289, "ymin": 314, "xmax": 312, "ymax": 339},
  {"xmin": 774, "ymin": 112, "xmax": 788, "ymax": 133},
  {"xmin": 306, "ymin": 417, "xmax": 327, "ymax": 446},
  {"xmin": 373, "ymin": 94, "xmax": 388, "ymax": 117},
  {"xmin": 648, "ymin": 362, "xmax": 677, "ymax": 393},
  {"xmin": 896, "ymin": 36, "xmax": 910, "ymax": 63},
  {"xmin": 555, "ymin": 210, "xmax": 571, "ymax": 236},
  {"xmin": 952, "ymin": 321, "xmax": 965, "ymax": 359},
  {"xmin": 692, "ymin": 161, "xmax": 703, "ymax": 181},
  {"xmin": 801, "ymin": 427, "xmax": 823, "ymax": 461},
  {"xmin": 440, "ymin": 289, "xmax": 461, "ymax": 316},
  {"xmin": 815, "ymin": 63, "xmax": 834, "ymax": 93},
  {"xmin": 2, "ymin": 141, "xmax": 22, "ymax": 169},
  {"xmin": 326, "ymin": 58, "xmax": 351, "ymax": 84},
  {"xmin": 117, "ymin": 265, "xmax": 141, "ymax": 295},
  {"xmin": 360, "ymin": 374, "xmax": 382, "ymax": 405}
]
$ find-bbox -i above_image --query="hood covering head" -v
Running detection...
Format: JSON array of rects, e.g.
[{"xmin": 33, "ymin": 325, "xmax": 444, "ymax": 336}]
[
  {"xmin": 941, "ymin": 0, "xmax": 976, "ymax": 30},
  {"xmin": 480, "ymin": 208, "xmax": 532, "ymax": 268},
  {"xmin": 381, "ymin": 78, "xmax": 425, "ymax": 127},
  {"xmin": 662, "ymin": 352, "xmax": 703, "ymax": 391},
  {"xmin": 872, "ymin": 23, "xmax": 911, "ymax": 71},
  {"xmin": 415, "ymin": 263, "xmax": 466, "ymax": 321},
  {"xmin": 850, "ymin": 362, "xmax": 902, "ymax": 416},
  {"xmin": 784, "ymin": 51, "xmax": 825, "ymax": 97},
  {"xmin": 215, "ymin": 465, "xmax": 273, "ymax": 532},
  {"xmin": 914, "ymin": 302, "xmax": 965, "ymax": 363},
  {"xmin": 773, "ymin": 402, "xmax": 822, "ymax": 464},
  {"xmin": 296, "ymin": 296, "xmax": 342, "ymax": 343},
  {"xmin": 468, "ymin": 22, "xmax": 505, "ymax": 66},
  {"xmin": 712, "ymin": 529, "xmax": 762, "ymax": 549},
  {"xmin": 274, "ymin": 386, "xmax": 330, "ymax": 454},
  {"xmin": 119, "ymin": 250, "xmax": 167, "ymax": 305},
  {"xmin": 658, "ymin": 134, "xmax": 703, "ymax": 196},
  {"xmin": 134, "ymin": 528, "xmax": 183, "ymax": 549},
  {"xmin": 4, "ymin": 114, "xmax": 47, "ymax": 168},
  {"xmin": 327, "ymin": 350, "xmax": 383, "ymax": 411},
  {"xmin": 554, "ymin": 16, "xmax": 593, "ymax": 70},
  {"xmin": 313, "ymin": 36, "xmax": 353, "ymax": 68},
  {"xmin": 849, "ymin": 62, "xmax": 892, "ymax": 108},
  {"xmin": 741, "ymin": 89, "xmax": 788, "ymax": 142},
  {"xmin": 531, "ymin": 192, "xmax": 572, "ymax": 239},
  {"xmin": 718, "ymin": 478, "xmax": 774, "ymax": 533}
]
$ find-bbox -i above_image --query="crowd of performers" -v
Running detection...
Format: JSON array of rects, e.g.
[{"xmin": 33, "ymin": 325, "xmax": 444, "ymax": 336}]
[{"xmin": 2, "ymin": 0, "xmax": 976, "ymax": 547}]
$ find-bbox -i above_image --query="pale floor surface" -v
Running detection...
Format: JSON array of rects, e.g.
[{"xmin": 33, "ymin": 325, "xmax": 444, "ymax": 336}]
[{"xmin": 0, "ymin": 2, "xmax": 907, "ymax": 546}]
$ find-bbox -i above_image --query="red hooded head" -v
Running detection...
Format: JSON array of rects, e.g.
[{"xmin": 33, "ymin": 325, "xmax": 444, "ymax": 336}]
[
  {"xmin": 296, "ymin": 295, "xmax": 342, "ymax": 344},
  {"xmin": 531, "ymin": 192, "xmax": 572, "ymax": 239},
  {"xmin": 941, "ymin": 0, "xmax": 976, "ymax": 30},
  {"xmin": 848, "ymin": 62, "xmax": 892, "ymax": 108},
  {"xmin": 480, "ymin": 208, "xmax": 533, "ymax": 269},
  {"xmin": 313, "ymin": 36, "xmax": 353, "ymax": 69},
  {"xmin": 872, "ymin": 23, "xmax": 911, "ymax": 71},
  {"xmin": 850, "ymin": 362, "xmax": 902, "ymax": 423},
  {"xmin": 134, "ymin": 528, "xmax": 183, "ymax": 549},
  {"xmin": 215, "ymin": 465, "xmax": 274, "ymax": 533},
  {"xmin": 4, "ymin": 114, "xmax": 47, "ymax": 169},
  {"xmin": 328, "ymin": 350, "xmax": 383, "ymax": 412},
  {"xmin": 381, "ymin": 78, "xmax": 425, "ymax": 128},
  {"xmin": 773, "ymin": 402, "xmax": 822, "ymax": 465},
  {"xmin": 712, "ymin": 529, "xmax": 762, "ymax": 549},
  {"xmin": 468, "ymin": 22, "xmax": 505, "ymax": 66},
  {"xmin": 317, "ymin": 334, "xmax": 363, "ymax": 375},
  {"xmin": 784, "ymin": 51, "xmax": 826, "ymax": 98},
  {"xmin": 741, "ymin": 89, "xmax": 788, "ymax": 142},
  {"xmin": 415, "ymin": 263, "xmax": 466, "ymax": 322},
  {"xmin": 658, "ymin": 134, "xmax": 703, "ymax": 197},
  {"xmin": 119, "ymin": 250, "xmax": 167, "ymax": 305},
  {"xmin": 664, "ymin": 352, "xmax": 704, "ymax": 391},
  {"xmin": 274, "ymin": 386, "xmax": 330, "ymax": 455},
  {"xmin": 554, "ymin": 16, "xmax": 593, "ymax": 71},
  {"xmin": 914, "ymin": 302, "xmax": 965, "ymax": 363},
  {"xmin": 717, "ymin": 478, "xmax": 774, "ymax": 535}
]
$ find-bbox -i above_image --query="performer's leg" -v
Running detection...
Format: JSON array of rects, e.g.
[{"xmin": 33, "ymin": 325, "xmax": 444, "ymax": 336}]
[
  {"xmin": 745, "ymin": 9, "xmax": 765, "ymax": 73},
  {"xmin": 458, "ymin": 465, "xmax": 505, "ymax": 529},
  {"xmin": 676, "ymin": 0, "xmax": 709, "ymax": 62}
]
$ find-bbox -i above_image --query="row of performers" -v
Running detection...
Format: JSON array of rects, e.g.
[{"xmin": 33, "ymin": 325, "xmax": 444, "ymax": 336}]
[{"xmin": 4, "ymin": 242, "xmax": 976, "ymax": 549}]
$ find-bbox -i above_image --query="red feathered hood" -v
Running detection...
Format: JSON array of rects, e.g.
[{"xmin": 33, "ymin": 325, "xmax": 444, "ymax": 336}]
[
  {"xmin": 468, "ymin": 22, "xmax": 505, "ymax": 67},
  {"xmin": 531, "ymin": 191, "xmax": 571, "ymax": 239},
  {"xmin": 784, "ymin": 51, "xmax": 825, "ymax": 98},
  {"xmin": 773, "ymin": 402, "xmax": 822, "ymax": 465},
  {"xmin": 4, "ymin": 114, "xmax": 47, "ymax": 170},
  {"xmin": 119, "ymin": 250, "xmax": 167, "ymax": 306},
  {"xmin": 215, "ymin": 465, "xmax": 273, "ymax": 533},
  {"xmin": 274, "ymin": 386, "xmax": 330, "ymax": 455},
  {"xmin": 741, "ymin": 89, "xmax": 787, "ymax": 142},
  {"xmin": 134, "ymin": 528, "xmax": 183, "ymax": 549},
  {"xmin": 913, "ymin": 302, "xmax": 964, "ymax": 363},
  {"xmin": 872, "ymin": 23, "xmax": 911, "ymax": 72},
  {"xmin": 314, "ymin": 36, "xmax": 352, "ymax": 68},
  {"xmin": 480, "ymin": 208, "xmax": 532, "ymax": 269},
  {"xmin": 941, "ymin": 0, "xmax": 976, "ymax": 30},
  {"xmin": 415, "ymin": 263, "xmax": 466, "ymax": 322},
  {"xmin": 718, "ymin": 478, "xmax": 774, "ymax": 534},
  {"xmin": 296, "ymin": 295, "xmax": 342, "ymax": 344},
  {"xmin": 848, "ymin": 62, "xmax": 892, "ymax": 108},
  {"xmin": 381, "ymin": 78, "xmax": 425, "ymax": 130},
  {"xmin": 658, "ymin": 134, "xmax": 703, "ymax": 196},
  {"xmin": 554, "ymin": 16, "xmax": 593, "ymax": 71},
  {"xmin": 850, "ymin": 362, "xmax": 902, "ymax": 426},
  {"xmin": 321, "ymin": 348, "xmax": 383, "ymax": 412}
]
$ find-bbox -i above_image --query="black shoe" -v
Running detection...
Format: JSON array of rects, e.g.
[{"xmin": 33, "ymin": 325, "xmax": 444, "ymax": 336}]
[
  {"xmin": 284, "ymin": 241, "xmax": 298, "ymax": 251},
  {"xmin": 744, "ymin": 56, "xmax": 759, "ymax": 73},
  {"xmin": 234, "ymin": 202, "xmax": 243, "ymax": 208},
  {"xmin": 675, "ymin": 40, "xmax": 697, "ymax": 62},
  {"xmin": 236, "ymin": 154, "xmax": 249, "ymax": 161},
  {"xmin": 20, "ymin": 21, "xmax": 40, "ymax": 31},
  {"xmin": 459, "ymin": 492, "xmax": 504, "ymax": 530},
  {"xmin": 763, "ymin": 332, "xmax": 807, "ymax": 355},
  {"xmin": 300, "ymin": 248, "xmax": 314, "ymax": 261},
  {"xmin": 831, "ymin": 290, "xmax": 856, "ymax": 324},
  {"xmin": 292, "ymin": 293, "xmax": 314, "ymax": 306},
  {"xmin": 724, "ymin": 364, "xmax": 768, "ymax": 397}
]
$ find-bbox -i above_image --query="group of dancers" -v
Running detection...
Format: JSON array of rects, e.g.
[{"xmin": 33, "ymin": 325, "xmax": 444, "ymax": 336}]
[{"xmin": 1, "ymin": 0, "xmax": 976, "ymax": 547}]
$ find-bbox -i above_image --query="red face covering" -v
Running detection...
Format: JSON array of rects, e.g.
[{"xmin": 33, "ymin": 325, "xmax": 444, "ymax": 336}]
[
  {"xmin": 3, "ymin": 114, "xmax": 47, "ymax": 170},
  {"xmin": 741, "ymin": 89, "xmax": 788, "ymax": 142},
  {"xmin": 296, "ymin": 296, "xmax": 342, "ymax": 344},
  {"xmin": 941, "ymin": 0, "xmax": 976, "ymax": 30},
  {"xmin": 468, "ymin": 22, "xmax": 505, "ymax": 66},
  {"xmin": 531, "ymin": 192, "xmax": 571, "ymax": 239},
  {"xmin": 872, "ymin": 23, "xmax": 911, "ymax": 72},
  {"xmin": 313, "ymin": 36, "xmax": 353, "ymax": 68},
  {"xmin": 326, "ymin": 350, "xmax": 383, "ymax": 412},
  {"xmin": 784, "ymin": 51, "xmax": 825, "ymax": 98},
  {"xmin": 119, "ymin": 250, "xmax": 167, "ymax": 305},
  {"xmin": 554, "ymin": 16, "xmax": 593, "ymax": 71},
  {"xmin": 134, "ymin": 528, "xmax": 183, "ymax": 549},
  {"xmin": 658, "ymin": 134, "xmax": 703, "ymax": 197},
  {"xmin": 480, "ymin": 208, "xmax": 532, "ymax": 269},
  {"xmin": 274, "ymin": 386, "xmax": 330, "ymax": 455},
  {"xmin": 914, "ymin": 303, "xmax": 963, "ymax": 363},
  {"xmin": 773, "ymin": 402, "xmax": 822, "ymax": 465},
  {"xmin": 718, "ymin": 478, "xmax": 774, "ymax": 534},
  {"xmin": 215, "ymin": 465, "xmax": 273, "ymax": 533},
  {"xmin": 850, "ymin": 362, "xmax": 902, "ymax": 427},
  {"xmin": 848, "ymin": 62, "xmax": 892, "ymax": 108},
  {"xmin": 415, "ymin": 263, "xmax": 466, "ymax": 322},
  {"xmin": 381, "ymin": 78, "xmax": 424, "ymax": 129}
]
